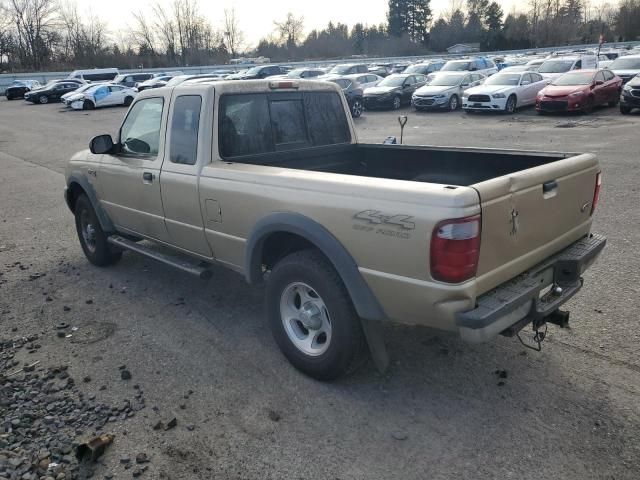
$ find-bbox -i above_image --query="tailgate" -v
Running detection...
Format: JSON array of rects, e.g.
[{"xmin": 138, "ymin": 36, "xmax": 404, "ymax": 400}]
[{"xmin": 473, "ymin": 153, "xmax": 599, "ymax": 294}]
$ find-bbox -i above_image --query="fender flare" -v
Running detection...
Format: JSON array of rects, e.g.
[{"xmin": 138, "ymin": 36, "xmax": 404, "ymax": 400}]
[
  {"xmin": 66, "ymin": 174, "xmax": 115, "ymax": 233},
  {"xmin": 245, "ymin": 212, "xmax": 387, "ymax": 322}
]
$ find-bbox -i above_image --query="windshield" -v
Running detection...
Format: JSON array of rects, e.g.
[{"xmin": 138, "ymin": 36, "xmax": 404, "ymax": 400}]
[
  {"xmin": 165, "ymin": 76, "xmax": 190, "ymax": 87},
  {"xmin": 610, "ymin": 57, "xmax": 640, "ymax": 70},
  {"xmin": 485, "ymin": 73, "xmax": 521, "ymax": 86},
  {"xmin": 538, "ymin": 60, "xmax": 574, "ymax": 73},
  {"xmin": 378, "ymin": 76, "xmax": 405, "ymax": 87},
  {"xmin": 285, "ymin": 69, "xmax": 306, "ymax": 78},
  {"xmin": 73, "ymin": 84, "xmax": 94, "ymax": 93},
  {"xmin": 245, "ymin": 66, "xmax": 265, "ymax": 74},
  {"xmin": 551, "ymin": 71, "xmax": 594, "ymax": 85},
  {"xmin": 10, "ymin": 81, "xmax": 26, "ymax": 86},
  {"xmin": 441, "ymin": 62, "xmax": 471, "ymax": 72},
  {"xmin": 113, "ymin": 74, "xmax": 126, "ymax": 83},
  {"xmin": 330, "ymin": 65, "xmax": 353, "ymax": 74},
  {"xmin": 429, "ymin": 74, "xmax": 464, "ymax": 86},
  {"xmin": 404, "ymin": 65, "xmax": 424, "ymax": 73}
]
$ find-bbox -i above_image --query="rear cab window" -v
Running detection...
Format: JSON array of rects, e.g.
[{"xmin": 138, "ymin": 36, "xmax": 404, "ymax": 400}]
[{"xmin": 219, "ymin": 92, "xmax": 351, "ymax": 160}]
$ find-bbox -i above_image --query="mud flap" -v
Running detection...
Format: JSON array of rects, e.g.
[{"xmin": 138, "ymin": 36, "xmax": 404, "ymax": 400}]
[{"xmin": 360, "ymin": 319, "xmax": 389, "ymax": 374}]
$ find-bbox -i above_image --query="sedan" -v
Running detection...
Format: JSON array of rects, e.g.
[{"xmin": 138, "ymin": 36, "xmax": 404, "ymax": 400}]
[
  {"xmin": 343, "ymin": 73, "xmax": 382, "ymax": 89},
  {"xmin": 329, "ymin": 77, "xmax": 364, "ymax": 118},
  {"xmin": 463, "ymin": 71, "xmax": 549, "ymax": 113},
  {"xmin": 536, "ymin": 69, "xmax": 622, "ymax": 114},
  {"xmin": 67, "ymin": 84, "xmax": 136, "ymax": 110},
  {"xmin": 619, "ymin": 74, "xmax": 640, "ymax": 114},
  {"xmin": 412, "ymin": 72, "xmax": 485, "ymax": 111},
  {"xmin": 363, "ymin": 74, "xmax": 427, "ymax": 110},
  {"xmin": 24, "ymin": 81, "xmax": 80, "ymax": 104},
  {"xmin": 5, "ymin": 80, "xmax": 41, "ymax": 100}
]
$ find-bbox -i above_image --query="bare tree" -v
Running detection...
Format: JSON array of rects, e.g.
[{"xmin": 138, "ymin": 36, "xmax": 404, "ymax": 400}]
[
  {"xmin": 131, "ymin": 9, "xmax": 157, "ymax": 56},
  {"xmin": 8, "ymin": 0, "xmax": 57, "ymax": 69},
  {"xmin": 274, "ymin": 12, "xmax": 304, "ymax": 48},
  {"xmin": 222, "ymin": 8, "xmax": 243, "ymax": 56}
]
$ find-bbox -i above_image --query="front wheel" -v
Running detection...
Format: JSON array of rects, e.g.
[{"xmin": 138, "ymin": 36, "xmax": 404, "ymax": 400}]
[
  {"xmin": 266, "ymin": 250, "xmax": 366, "ymax": 381},
  {"xmin": 83, "ymin": 100, "xmax": 95, "ymax": 110},
  {"xmin": 124, "ymin": 96, "xmax": 133, "ymax": 106},
  {"xmin": 620, "ymin": 105, "xmax": 632, "ymax": 114},
  {"xmin": 351, "ymin": 98, "xmax": 363, "ymax": 118},
  {"xmin": 38, "ymin": 95, "xmax": 49, "ymax": 104},
  {"xmin": 74, "ymin": 194, "xmax": 121, "ymax": 266},
  {"xmin": 504, "ymin": 95, "xmax": 517, "ymax": 114},
  {"xmin": 448, "ymin": 94, "xmax": 459, "ymax": 111},
  {"xmin": 582, "ymin": 97, "xmax": 594, "ymax": 114},
  {"xmin": 392, "ymin": 96, "xmax": 401, "ymax": 110}
]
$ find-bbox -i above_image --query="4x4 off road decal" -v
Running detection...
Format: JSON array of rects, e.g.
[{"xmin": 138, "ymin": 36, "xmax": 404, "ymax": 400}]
[{"xmin": 352, "ymin": 210, "xmax": 415, "ymax": 239}]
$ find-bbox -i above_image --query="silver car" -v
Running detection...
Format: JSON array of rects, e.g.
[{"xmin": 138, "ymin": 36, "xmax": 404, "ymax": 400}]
[{"xmin": 412, "ymin": 72, "xmax": 486, "ymax": 111}]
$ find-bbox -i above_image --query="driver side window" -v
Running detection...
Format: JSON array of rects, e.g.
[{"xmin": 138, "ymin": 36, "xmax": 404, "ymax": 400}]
[{"xmin": 119, "ymin": 97, "xmax": 164, "ymax": 157}]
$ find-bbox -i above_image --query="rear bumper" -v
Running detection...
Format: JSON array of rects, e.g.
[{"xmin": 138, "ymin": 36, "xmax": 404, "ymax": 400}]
[{"xmin": 456, "ymin": 233, "xmax": 606, "ymax": 343}]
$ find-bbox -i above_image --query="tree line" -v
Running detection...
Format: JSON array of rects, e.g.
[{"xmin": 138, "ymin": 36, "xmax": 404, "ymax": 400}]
[{"xmin": 1, "ymin": 0, "xmax": 639, "ymax": 73}]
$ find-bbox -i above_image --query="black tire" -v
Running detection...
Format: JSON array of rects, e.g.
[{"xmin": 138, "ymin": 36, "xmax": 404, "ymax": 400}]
[
  {"xmin": 392, "ymin": 96, "xmax": 401, "ymax": 110},
  {"xmin": 504, "ymin": 95, "xmax": 517, "ymax": 114},
  {"xmin": 448, "ymin": 94, "xmax": 459, "ymax": 111},
  {"xmin": 124, "ymin": 96, "xmax": 133, "ymax": 106},
  {"xmin": 74, "ymin": 194, "xmax": 121, "ymax": 267},
  {"xmin": 351, "ymin": 98, "xmax": 363, "ymax": 118},
  {"xmin": 38, "ymin": 95, "xmax": 49, "ymax": 104},
  {"xmin": 582, "ymin": 96, "xmax": 594, "ymax": 114},
  {"xmin": 608, "ymin": 96, "xmax": 619, "ymax": 107},
  {"xmin": 620, "ymin": 105, "xmax": 632, "ymax": 114},
  {"xmin": 266, "ymin": 250, "xmax": 366, "ymax": 381},
  {"xmin": 83, "ymin": 100, "xmax": 95, "ymax": 110}
]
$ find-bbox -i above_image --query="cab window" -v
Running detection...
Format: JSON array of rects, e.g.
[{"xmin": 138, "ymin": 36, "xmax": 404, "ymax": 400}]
[
  {"xmin": 119, "ymin": 97, "xmax": 164, "ymax": 157},
  {"xmin": 169, "ymin": 95, "xmax": 202, "ymax": 165}
]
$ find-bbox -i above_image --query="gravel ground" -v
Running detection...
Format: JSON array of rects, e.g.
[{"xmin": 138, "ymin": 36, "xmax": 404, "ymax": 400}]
[{"xmin": 1, "ymin": 97, "xmax": 639, "ymax": 480}]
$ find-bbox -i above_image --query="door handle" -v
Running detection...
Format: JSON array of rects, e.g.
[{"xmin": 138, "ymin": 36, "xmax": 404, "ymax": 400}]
[
  {"xmin": 543, "ymin": 180, "xmax": 558, "ymax": 193},
  {"xmin": 142, "ymin": 172, "xmax": 154, "ymax": 184}
]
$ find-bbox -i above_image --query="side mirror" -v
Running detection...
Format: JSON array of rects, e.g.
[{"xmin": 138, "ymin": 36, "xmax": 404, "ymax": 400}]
[
  {"xmin": 595, "ymin": 80, "xmax": 604, "ymax": 86},
  {"xmin": 89, "ymin": 134, "xmax": 114, "ymax": 154}
]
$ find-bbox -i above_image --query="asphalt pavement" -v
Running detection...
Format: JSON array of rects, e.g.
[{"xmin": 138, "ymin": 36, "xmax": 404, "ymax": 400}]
[{"xmin": 1, "ymin": 97, "xmax": 639, "ymax": 479}]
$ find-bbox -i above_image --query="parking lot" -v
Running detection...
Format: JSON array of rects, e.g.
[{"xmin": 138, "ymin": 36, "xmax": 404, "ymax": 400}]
[{"xmin": 1, "ymin": 97, "xmax": 640, "ymax": 479}]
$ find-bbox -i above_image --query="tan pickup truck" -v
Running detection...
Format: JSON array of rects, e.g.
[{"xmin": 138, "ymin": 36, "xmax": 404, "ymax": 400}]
[{"xmin": 65, "ymin": 79, "xmax": 606, "ymax": 380}]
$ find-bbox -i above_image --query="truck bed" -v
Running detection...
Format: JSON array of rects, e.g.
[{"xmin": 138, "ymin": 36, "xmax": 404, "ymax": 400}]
[{"xmin": 231, "ymin": 143, "xmax": 570, "ymax": 187}]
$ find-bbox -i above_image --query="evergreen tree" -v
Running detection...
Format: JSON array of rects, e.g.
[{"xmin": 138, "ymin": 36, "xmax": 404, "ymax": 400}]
[{"xmin": 388, "ymin": 0, "xmax": 408, "ymax": 37}]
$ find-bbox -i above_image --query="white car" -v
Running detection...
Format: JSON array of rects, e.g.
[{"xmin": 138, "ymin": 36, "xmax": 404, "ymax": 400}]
[
  {"xmin": 344, "ymin": 73, "xmax": 383, "ymax": 89},
  {"xmin": 462, "ymin": 71, "xmax": 549, "ymax": 113},
  {"xmin": 61, "ymin": 83, "xmax": 94, "ymax": 106},
  {"xmin": 412, "ymin": 72, "xmax": 486, "ymax": 111},
  {"xmin": 68, "ymin": 84, "xmax": 136, "ymax": 110},
  {"xmin": 537, "ymin": 55, "xmax": 598, "ymax": 80},
  {"xmin": 439, "ymin": 57, "xmax": 498, "ymax": 77}
]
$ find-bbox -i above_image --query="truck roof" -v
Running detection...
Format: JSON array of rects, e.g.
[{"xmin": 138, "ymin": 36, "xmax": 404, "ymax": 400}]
[{"xmin": 138, "ymin": 79, "xmax": 343, "ymax": 97}]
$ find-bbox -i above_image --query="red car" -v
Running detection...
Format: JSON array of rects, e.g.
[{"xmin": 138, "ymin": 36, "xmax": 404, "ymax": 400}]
[{"xmin": 536, "ymin": 69, "xmax": 622, "ymax": 114}]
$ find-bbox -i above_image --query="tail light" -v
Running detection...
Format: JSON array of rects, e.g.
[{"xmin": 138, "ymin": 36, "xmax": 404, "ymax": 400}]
[
  {"xmin": 430, "ymin": 215, "xmax": 481, "ymax": 283},
  {"xmin": 591, "ymin": 172, "xmax": 601, "ymax": 216}
]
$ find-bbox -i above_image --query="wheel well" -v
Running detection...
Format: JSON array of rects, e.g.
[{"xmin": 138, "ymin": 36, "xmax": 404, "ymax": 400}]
[
  {"xmin": 261, "ymin": 232, "xmax": 318, "ymax": 272},
  {"xmin": 66, "ymin": 182, "xmax": 86, "ymax": 212}
]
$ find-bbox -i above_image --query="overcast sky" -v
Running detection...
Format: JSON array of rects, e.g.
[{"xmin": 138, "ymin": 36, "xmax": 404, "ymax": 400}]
[{"xmin": 86, "ymin": 0, "xmax": 524, "ymax": 49}]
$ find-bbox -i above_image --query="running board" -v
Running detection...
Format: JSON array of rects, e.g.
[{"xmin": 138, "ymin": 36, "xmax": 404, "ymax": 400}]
[{"xmin": 107, "ymin": 235, "xmax": 213, "ymax": 279}]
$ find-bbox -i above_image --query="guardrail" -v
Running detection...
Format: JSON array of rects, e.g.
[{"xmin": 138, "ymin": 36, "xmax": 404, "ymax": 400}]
[{"xmin": 1, "ymin": 40, "xmax": 638, "ymax": 92}]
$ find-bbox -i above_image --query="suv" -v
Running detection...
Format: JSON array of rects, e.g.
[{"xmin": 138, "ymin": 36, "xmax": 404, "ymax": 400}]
[
  {"xmin": 440, "ymin": 58, "xmax": 498, "ymax": 77},
  {"xmin": 113, "ymin": 73, "xmax": 155, "ymax": 88},
  {"xmin": 404, "ymin": 61, "xmax": 446, "ymax": 76},
  {"xmin": 608, "ymin": 55, "xmax": 640, "ymax": 84},
  {"xmin": 327, "ymin": 64, "xmax": 369, "ymax": 76},
  {"xmin": 537, "ymin": 55, "xmax": 598, "ymax": 80}
]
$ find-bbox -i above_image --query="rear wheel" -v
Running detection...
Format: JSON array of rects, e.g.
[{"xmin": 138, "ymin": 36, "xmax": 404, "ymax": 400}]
[
  {"xmin": 448, "ymin": 94, "xmax": 459, "ymax": 111},
  {"xmin": 504, "ymin": 95, "xmax": 517, "ymax": 114},
  {"xmin": 392, "ymin": 96, "xmax": 401, "ymax": 110},
  {"xmin": 266, "ymin": 250, "xmax": 366, "ymax": 381},
  {"xmin": 74, "ymin": 194, "xmax": 121, "ymax": 267},
  {"xmin": 351, "ymin": 98, "xmax": 363, "ymax": 118},
  {"xmin": 620, "ymin": 105, "xmax": 632, "ymax": 114},
  {"xmin": 38, "ymin": 95, "xmax": 49, "ymax": 104},
  {"xmin": 608, "ymin": 96, "xmax": 619, "ymax": 107}
]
